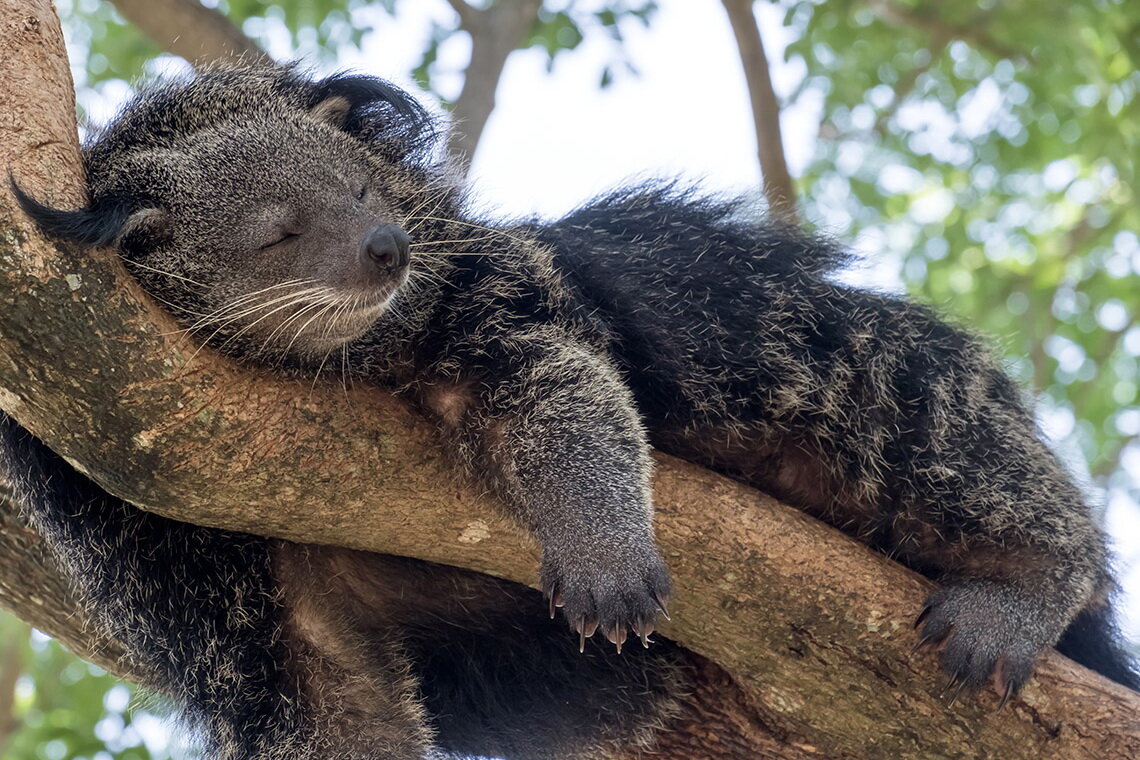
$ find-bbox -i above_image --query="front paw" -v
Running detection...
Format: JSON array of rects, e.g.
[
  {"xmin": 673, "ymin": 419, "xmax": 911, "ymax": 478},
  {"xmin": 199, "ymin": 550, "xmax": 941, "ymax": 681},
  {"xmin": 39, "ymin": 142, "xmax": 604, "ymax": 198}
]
[
  {"xmin": 915, "ymin": 579, "xmax": 1067, "ymax": 707},
  {"xmin": 541, "ymin": 541, "xmax": 671, "ymax": 653}
]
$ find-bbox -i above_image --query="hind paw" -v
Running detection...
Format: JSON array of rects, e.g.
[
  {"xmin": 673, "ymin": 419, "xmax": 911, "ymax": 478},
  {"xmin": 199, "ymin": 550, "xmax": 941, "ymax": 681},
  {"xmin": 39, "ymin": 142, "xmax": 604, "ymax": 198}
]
[{"xmin": 915, "ymin": 579, "xmax": 1068, "ymax": 706}]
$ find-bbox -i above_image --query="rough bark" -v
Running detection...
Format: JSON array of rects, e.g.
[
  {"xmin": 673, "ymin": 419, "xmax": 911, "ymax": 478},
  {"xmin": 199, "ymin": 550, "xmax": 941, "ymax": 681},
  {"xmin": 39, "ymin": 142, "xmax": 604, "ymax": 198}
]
[
  {"xmin": 107, "ymin": 0, "xmax": 270, "ymax": 68},
  {"xmin": 721, "ymin": 0, "xmax": 797, "ymax": 220},
  {"xmin": 1, "ymin": 3, "xmax": 1139, "ymax": 759},
  {"xmin": 0, "ymin": 492, "xmax": 144, "ymax": 681},
  {"xmin": 444, "ymin": 0, "xmax": 542, "ymax": 169}
]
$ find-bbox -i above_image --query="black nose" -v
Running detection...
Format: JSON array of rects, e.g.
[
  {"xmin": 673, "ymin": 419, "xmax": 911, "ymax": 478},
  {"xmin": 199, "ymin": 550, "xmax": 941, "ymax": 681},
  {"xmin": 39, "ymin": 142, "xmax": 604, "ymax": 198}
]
[{"xmin": 363, "ymin": 224, "xmax": 410, "ymax": 273}]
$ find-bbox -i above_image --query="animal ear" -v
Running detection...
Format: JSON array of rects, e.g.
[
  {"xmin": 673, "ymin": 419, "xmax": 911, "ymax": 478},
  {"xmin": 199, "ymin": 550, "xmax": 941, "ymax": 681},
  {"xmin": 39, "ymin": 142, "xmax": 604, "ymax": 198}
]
[
  {"xmin": 307, "ymin": 73, "xmax": 436, "ymax": 155},
  {"xmin": 116, "ymin": 207, "xmax": 172, "ymax": 255},
  {"xmin": 10, "ymin": 178, "xmax": 168, "ymax": 250},
  {"xmin": 310, "ymin": 73, "xmax": 426, "ymax": 124},
  {"xmin": 309, "ymin": 95, "xmax": 352, "ymax": 129}
]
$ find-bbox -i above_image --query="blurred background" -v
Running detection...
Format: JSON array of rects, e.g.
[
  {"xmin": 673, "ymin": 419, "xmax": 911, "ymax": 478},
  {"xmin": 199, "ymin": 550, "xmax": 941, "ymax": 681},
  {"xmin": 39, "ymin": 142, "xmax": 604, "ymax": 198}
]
[{"xmin": 1, "ymin": 0, "xmax": 1138, "ymax": 756}]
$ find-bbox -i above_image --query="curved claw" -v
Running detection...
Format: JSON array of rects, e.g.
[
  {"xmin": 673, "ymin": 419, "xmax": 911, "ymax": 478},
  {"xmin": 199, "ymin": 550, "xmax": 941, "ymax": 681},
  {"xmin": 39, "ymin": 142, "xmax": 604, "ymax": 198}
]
[
  {"xmin": 940, "ymin": 671, "xmax": 963, "ymax": 698},
  {"xmin": 547, "ymin": 588, "xmax": 564, "ymax": 620},
  {"xmin": 947, "ymin": 678, "xmax": 970, "ymax": 706},
  {"xmin": 575, "ymin": 618, "xmax": 599, "ymax": 653},
  {"xmin": 633, "ymin": 620, "xmax": 655, "ymax": 650},
  {"xmin": 911, "ymin": 632, "xmax": 937, "ymax": 656},
  {"xmin": 603, "ymin": 623, "xmax": 627, "ymax": 653},
  {"xmin": 996, "ymin": 680, "xmax": 1016, "ymax": 712}
]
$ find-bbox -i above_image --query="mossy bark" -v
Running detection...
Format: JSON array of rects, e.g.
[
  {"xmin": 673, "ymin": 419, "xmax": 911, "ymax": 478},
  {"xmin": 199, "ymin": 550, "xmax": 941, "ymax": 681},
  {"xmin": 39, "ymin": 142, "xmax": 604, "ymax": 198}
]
[{"xmin": 0, "ymin": 3, "xmax": 1137, "ymax": 758}]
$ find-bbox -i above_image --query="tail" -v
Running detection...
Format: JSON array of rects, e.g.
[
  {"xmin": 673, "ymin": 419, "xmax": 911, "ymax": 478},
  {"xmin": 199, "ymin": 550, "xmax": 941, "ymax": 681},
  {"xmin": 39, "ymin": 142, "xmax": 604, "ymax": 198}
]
[
  {"xmin": 1056, "ymin": 602, "xmax": 1140, "ymax": 690},
  {"xmin": 0, "ymin": 411, "xmax": 302, "ymax": 757}
]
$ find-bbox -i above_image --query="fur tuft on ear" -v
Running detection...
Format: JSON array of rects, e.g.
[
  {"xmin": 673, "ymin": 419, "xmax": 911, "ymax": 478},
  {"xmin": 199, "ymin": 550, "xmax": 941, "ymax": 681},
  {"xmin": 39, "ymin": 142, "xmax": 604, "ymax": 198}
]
[
  {"xmin": 307, "ymin": 73, "xmax": 437, "ymax": 157},
  {"xmin": 9, "ymin": 176, "xmax": 132, "ymax": 248},
  {"xmin": 311, "ymin": 73, "xmax": 427, "ymax": 122}
]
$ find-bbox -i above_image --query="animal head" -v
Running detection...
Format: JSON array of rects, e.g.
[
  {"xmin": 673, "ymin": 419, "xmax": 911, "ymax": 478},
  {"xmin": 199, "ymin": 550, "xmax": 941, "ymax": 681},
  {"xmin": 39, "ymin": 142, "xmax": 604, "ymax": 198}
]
[{"xmin": 13, "ymin": 65, "xmax": 450, "ymax": 364}]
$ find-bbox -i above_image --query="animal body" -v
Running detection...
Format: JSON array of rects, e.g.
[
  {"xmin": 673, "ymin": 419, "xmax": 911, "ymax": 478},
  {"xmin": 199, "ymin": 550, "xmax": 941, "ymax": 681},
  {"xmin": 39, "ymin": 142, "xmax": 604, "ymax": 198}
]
[{"xmin": 2, "ymin": 64, "xmax": 1137, "ymax": 759}]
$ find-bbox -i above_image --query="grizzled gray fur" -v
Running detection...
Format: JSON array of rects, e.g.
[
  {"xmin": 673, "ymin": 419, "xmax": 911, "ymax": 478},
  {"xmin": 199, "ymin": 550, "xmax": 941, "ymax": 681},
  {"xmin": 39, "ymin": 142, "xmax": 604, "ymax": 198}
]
[{"xmin": 3, "ymin": 63, "xmax": 1137, "ymax": 759}]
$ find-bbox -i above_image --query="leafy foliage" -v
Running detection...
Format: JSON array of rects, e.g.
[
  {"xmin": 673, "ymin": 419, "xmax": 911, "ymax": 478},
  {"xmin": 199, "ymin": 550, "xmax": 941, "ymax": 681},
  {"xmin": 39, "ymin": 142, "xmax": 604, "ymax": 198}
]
[
  {"xmin": 780, "ymin": 0, "xmax": 1140, "ymax": 493},
  {"xmin": 0, "ymin": 610, "xmax": 169, "ymax": 760},
  {"xmin": 65, "ymin": 1, "xmax": 657, "ymax": 104}
]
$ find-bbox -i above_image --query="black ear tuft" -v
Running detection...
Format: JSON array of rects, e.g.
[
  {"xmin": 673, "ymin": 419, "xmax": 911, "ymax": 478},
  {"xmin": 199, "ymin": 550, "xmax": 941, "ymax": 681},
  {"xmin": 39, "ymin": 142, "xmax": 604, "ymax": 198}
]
[
  {"xmin": 9, "ymin": 176, "xmax": 132, "ymax": 248},
  {"xmin": 311, "ymin": 73, "xmax": 427, "ymax": 123},
  {"xmin": 308, "ymin": 73, "xmax": 437, "ymax": 155}
]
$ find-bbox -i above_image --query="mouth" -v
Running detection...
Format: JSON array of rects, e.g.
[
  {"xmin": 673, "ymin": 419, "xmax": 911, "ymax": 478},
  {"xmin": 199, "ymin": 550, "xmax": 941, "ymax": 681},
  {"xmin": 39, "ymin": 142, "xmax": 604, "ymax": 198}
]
[
  {"xmin": 299, "ymin": 290, "xmax": 395, "ymax": 351},
  {"xmin": 194, "ymin": 273, "xmax": 407, "ymax": 362}
]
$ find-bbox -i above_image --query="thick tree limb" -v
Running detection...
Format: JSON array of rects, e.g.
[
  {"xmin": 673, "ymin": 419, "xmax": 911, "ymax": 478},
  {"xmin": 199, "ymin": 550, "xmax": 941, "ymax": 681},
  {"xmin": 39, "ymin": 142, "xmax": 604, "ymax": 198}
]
[
  {"xmin": 721, "ymin": 0, "xmax": 797, "ymax": 220},
  {"xmin": 0, "ymin": 493, "xmax": 144, "ymax": 681},
  {"xmin": 107, "ymin": 0, "xmax": 270, "ymax": 68},
  {"xmin": 445, "ymin": 0, "xmax": 542, "ymax": 169},
  {"xmin": 1, "ymin": 2, "xmax": 1139, "ymax": 758}
]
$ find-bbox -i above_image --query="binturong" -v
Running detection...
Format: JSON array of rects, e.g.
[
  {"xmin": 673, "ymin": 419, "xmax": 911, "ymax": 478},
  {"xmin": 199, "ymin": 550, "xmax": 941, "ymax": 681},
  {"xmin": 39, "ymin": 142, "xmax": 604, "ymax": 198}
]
[{"xmin": 3, "ymin": 63, "xmax": 1138, "ymax": 759}]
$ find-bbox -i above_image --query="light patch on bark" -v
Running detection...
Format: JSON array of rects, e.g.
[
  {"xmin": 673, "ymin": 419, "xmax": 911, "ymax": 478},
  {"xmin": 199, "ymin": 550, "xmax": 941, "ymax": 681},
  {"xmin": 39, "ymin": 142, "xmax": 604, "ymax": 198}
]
[
  {"xmin": 458, "ymin": 519, "xmax": 491, "ymax": 544},
  {"xmin": 0, "ymin": 389, "xmax": 21, "ymax": 413}
]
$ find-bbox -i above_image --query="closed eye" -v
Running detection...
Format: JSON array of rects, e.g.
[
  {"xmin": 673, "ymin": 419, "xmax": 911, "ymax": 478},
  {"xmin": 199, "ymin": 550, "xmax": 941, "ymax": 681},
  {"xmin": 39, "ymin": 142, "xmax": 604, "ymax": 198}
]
[{"xmin": 260, "ymin": 232, "xmax": 299, "ymax": 250}]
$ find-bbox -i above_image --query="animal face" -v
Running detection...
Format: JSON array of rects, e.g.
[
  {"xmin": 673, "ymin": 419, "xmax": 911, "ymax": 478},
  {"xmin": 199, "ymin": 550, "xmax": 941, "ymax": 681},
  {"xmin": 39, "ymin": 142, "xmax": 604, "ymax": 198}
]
[
  {"xmin": 132, "ymin": 110, "xmax": 414, "ymax": 361},
  {"xmin": 14, "ymin": 67, "xmax": 439, "ymax": 364}
]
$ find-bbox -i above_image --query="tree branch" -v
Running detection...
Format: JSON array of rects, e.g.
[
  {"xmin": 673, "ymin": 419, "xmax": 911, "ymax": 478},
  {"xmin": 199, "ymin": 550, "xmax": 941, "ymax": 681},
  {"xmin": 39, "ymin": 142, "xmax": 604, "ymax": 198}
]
[
  {"xmin": 447, "ymin": 0, "xmax": 542, "ymax": 169},
  {"xmin": 0, "ymin": 491, "xmax": 145, "ymax": 682},
  {"xmin": 721, "ymin": 0, "xmax": 797, "ymax": 221},
  {"xmin": 2, "ymin": 2, "xmax": 1139, "ymax": 758},
  {"xmin": 107, "ymin": 0, "xmax": 270, "ymax": 68}
]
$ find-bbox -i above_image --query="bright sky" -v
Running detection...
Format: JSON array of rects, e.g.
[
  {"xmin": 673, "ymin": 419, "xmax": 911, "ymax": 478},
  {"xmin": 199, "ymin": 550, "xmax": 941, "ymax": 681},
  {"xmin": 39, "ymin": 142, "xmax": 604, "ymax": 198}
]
[
  {"xmin": 78, "ymin": 0, "xmax": 1140, "ymax": 649},
  {"xmin": 342, "ymin": 1, "xmax": 805, "ymax": 218}
]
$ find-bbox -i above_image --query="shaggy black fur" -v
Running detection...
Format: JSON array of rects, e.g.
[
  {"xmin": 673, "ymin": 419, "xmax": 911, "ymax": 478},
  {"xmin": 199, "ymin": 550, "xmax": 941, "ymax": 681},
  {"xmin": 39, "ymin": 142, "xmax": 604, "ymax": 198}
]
[{"xmin": 3, "ymin": 64, "xmax": 1137, "ymax": 759}]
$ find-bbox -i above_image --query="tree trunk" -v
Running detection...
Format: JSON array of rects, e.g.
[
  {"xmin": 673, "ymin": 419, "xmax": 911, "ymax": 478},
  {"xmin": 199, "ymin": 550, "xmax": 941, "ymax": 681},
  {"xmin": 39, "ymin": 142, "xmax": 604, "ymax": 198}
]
[
  {"xmin": 721, "ymin": 0, "xmax": 797, "ymax": 220},
  {"xmin": 445, "ymin": 0, "xmax": 542, "ymax": 169},
  {"xmin": 1, "ymin": 3, "xmax": 1138, "ymax": 758}
]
